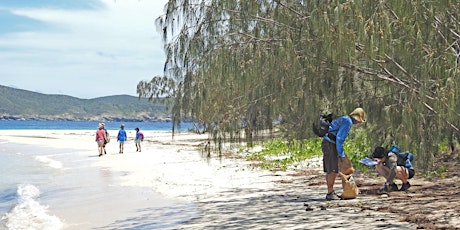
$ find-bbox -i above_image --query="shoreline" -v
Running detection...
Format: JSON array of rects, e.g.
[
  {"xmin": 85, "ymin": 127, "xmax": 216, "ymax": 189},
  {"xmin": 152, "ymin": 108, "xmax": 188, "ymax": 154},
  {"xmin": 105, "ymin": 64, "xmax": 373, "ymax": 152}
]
[{"xmin": 0, "ymin": 130, "xmax": 419, "ymax": 229}]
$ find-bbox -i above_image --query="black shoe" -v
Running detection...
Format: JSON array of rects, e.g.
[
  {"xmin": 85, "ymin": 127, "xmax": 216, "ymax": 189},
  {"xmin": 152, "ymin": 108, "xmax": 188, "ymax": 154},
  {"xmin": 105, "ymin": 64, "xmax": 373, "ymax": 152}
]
[
  {"xmin": 379, "ymin": 183, "xmax": 398, "ymax": 192},
  {"xmin": 400, "ymin": 182, "xmax": 411, "ymax": 191},
  {"xmin": 325, "ymin": 191, "xmax": 341, "ymax": 201},
  {"xmin": 391, "ymin": 183, "xmax": 399, "ymax": 191}
]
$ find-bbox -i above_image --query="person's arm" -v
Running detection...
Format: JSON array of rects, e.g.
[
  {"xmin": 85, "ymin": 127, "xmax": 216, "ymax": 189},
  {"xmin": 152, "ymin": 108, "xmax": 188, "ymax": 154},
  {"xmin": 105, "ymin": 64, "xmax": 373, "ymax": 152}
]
[
  {"xmin": 386, "ymin": 152, "xmax": 398, "ymax": 183},
  {"xmin": 335, "ymin": 119, "xmax": 352, "ymax": 158}
]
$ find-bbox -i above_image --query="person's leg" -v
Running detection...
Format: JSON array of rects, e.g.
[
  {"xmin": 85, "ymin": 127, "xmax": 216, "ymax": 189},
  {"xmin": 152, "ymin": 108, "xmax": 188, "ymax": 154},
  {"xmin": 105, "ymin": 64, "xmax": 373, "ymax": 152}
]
[
  {"xmin": 376, "ymin": 164, "xmax": 398, "ymax": 191},
  {"xmin": 98, "ymin": 144, "xmax": 103, "ymax": 156},
  {"xmin": 396, "ymin": 166, "xmax": 411, "ymax": 191},
  {"xmin": 326, "ymin": 172, "xmax": 336, "ymax": 193},
  {"xmin": 395, "ymin": 166, "xmax": 409, "ymax": 183},
  {"xmin": 322, "ymin": 140, "xmax": 340, "ymax": 200}
]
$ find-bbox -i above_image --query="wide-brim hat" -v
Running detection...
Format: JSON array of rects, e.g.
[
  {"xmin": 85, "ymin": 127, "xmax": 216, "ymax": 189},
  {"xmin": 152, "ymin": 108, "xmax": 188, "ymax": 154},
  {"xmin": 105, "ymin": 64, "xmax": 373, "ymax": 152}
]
[{"xmin": 349, "ymin": 107, "xmax": 366, "ymax": 123}]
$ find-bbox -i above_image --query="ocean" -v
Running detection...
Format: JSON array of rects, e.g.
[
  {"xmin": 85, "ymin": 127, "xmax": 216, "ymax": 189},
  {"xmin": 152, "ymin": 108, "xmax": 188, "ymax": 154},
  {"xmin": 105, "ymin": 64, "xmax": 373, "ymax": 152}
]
[
  {"xmin": 0, "ymin": 121, "xmax": 200, "ymax": 230},
  {"xmin": 0, "ymin": 120, "xmax": 194, "ymax": 131}
]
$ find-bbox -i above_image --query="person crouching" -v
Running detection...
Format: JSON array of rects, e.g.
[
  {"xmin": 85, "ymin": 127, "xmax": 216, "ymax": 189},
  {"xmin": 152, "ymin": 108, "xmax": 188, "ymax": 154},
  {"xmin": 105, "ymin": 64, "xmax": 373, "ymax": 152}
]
[{"xmin": 372, "ymin": 146, "xmax": 414, "ymax": 192}]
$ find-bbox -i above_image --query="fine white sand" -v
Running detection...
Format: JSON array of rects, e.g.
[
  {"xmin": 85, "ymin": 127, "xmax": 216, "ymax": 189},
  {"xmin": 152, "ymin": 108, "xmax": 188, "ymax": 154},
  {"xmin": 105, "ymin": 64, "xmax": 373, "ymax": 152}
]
[
  {"xmin": 0, "ymin": 130, "xmax": 280, "ymax": 199},
  {"xmin": 0, "ymin": 130, "xmax": 418, "ymax": 229}
]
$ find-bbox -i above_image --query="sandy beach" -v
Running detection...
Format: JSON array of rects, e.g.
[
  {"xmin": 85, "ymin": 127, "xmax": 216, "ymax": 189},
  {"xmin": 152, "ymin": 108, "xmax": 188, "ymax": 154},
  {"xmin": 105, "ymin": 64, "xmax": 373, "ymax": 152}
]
[{"xmin": 0, "ymin": 130, "xmax": 430, "ymax": 229}]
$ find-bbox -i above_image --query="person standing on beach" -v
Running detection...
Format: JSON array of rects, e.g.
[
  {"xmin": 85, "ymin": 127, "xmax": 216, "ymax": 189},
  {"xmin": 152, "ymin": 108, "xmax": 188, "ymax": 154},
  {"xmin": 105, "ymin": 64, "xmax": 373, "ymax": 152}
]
[
  {"xmin": 95, "ymin": 123, "xmax": 107, "ymax": 157},
  {"xmin": 117, "ymin": 124, "xmax": 127, "ymax": 154},
  {"xmin": 134, "ymin": 127, "xmax": 144, "ymax": 152},
  {"xmin": 322, "ymin": 107, "xmax": 366, "ymax": 201}
]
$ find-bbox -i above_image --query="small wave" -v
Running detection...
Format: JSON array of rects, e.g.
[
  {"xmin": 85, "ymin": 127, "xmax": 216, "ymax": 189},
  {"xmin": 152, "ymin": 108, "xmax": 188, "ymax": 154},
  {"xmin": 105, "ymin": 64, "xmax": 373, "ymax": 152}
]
[
  {"xmin": 1, "ymin": 184, "xmax": 64, "ymax": 230},
  {"xmin": 35, "ymin": 156, "xmax": 63, "ymax": 169}
]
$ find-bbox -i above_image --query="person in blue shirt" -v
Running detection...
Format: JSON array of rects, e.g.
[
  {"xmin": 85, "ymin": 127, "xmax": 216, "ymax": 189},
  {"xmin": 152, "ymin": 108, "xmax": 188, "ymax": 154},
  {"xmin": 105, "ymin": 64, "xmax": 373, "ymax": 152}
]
[
  {"xmin": 323, "ymin": 107, "xmax": 366, "ymax": 201},
  {"xmin": 134, "ymin": 127, "xmax": 144, "ymax": 152},
  {"xmin": 117, "ymin": 124, "xmax": 127, "ymax": 154}
]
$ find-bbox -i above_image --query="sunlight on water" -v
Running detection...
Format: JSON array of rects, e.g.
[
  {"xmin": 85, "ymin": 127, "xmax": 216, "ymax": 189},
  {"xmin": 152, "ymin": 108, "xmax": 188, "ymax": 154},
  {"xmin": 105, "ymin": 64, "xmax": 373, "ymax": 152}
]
[{"xmin": 35, "ymin": 156, "xmax": 63, "ymax": 169}]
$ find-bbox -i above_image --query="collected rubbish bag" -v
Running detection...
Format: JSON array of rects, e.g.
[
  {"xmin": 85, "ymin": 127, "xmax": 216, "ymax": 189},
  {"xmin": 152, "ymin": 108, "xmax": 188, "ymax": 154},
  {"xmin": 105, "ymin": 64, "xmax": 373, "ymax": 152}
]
[{"xmin": 339, "ymin": 172, "xmax": 359, "ymax": 199}]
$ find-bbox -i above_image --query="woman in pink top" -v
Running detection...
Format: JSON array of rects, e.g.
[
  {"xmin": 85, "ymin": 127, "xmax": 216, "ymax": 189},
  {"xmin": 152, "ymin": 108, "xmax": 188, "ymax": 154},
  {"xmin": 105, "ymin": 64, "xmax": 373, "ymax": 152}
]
[{"xmin": 95, "ymin": 123, "xmax": 107, "ymax": 157}]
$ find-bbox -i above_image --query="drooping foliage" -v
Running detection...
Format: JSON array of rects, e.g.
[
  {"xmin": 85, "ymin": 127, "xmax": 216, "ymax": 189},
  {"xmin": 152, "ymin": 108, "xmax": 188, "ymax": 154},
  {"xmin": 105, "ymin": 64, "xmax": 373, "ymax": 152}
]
[{"xmin": 137, "ymin": 0, "xmax": 460, "ymax": 170}]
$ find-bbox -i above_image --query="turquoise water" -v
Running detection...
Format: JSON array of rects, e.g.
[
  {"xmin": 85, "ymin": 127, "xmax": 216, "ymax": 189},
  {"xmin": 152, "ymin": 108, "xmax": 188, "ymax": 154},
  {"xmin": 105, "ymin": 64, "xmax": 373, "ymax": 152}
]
[{"xmin": 0, "ymin": 120, "xmax": 194, "ymax": 131}]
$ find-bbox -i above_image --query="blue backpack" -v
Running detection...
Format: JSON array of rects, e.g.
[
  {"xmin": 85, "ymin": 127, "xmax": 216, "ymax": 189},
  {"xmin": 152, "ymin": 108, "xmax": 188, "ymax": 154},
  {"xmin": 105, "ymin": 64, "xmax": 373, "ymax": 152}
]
[{"xmin": 390, "ymin": 145, "xmax": 414, "ymax": 169}]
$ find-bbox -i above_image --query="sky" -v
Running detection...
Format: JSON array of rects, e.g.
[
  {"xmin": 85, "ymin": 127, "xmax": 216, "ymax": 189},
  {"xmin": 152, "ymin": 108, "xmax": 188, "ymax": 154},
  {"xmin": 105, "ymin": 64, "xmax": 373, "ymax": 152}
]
[{"xmin": 0, "ymin": 0, "xmax": 169, "ymax": 99}]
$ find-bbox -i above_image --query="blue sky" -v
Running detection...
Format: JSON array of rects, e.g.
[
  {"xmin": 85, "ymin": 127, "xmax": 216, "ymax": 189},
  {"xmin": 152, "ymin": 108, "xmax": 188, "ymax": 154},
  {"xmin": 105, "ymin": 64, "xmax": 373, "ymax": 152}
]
[{"xmin": 0, "ymin": 0, "xmax": 168, "ymax": 99}]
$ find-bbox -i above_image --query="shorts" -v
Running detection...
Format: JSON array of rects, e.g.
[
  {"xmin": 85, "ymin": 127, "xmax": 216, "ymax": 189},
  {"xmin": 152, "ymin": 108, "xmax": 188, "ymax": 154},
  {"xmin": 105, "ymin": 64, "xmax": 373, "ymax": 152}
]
[
  {"xmin": 119, "ymin": 140, "xmax": 125, "ymax": 144},
  {"xmin": 408, "ymin": 168, "xmax": 415, "ymax": 179},
  {"xmin": 135, "ymin": 139, "xmax": 141, "ymax": 144},
  {"xmin": 322, "ymin": 139, "xmax": 338, "ymax": 173},
  {"xmin": 97, "ymin": 141, "xmax": 104, "ymax": 146}
]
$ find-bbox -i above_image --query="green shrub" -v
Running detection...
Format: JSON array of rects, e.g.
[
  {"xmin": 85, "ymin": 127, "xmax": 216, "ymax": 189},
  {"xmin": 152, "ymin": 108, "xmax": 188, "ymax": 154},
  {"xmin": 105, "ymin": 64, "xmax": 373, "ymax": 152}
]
[{"xmin": 245, "ymin": 127, "xmax": 372, "ymax": 172}]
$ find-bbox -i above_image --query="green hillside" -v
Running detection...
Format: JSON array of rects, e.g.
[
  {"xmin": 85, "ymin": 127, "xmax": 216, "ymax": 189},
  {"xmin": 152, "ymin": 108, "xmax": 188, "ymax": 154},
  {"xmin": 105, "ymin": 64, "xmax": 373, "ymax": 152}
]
[{"xmin": 0, "ymin": 85, "xmax": 169, "ymax": 121}]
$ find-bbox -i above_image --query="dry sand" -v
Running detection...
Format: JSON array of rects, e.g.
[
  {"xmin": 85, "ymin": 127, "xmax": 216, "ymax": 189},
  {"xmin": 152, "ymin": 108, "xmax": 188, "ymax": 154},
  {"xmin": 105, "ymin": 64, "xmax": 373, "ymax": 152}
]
[{"xmin": 0, "ymin": 130, "xmax": 420, "ymax": 229}]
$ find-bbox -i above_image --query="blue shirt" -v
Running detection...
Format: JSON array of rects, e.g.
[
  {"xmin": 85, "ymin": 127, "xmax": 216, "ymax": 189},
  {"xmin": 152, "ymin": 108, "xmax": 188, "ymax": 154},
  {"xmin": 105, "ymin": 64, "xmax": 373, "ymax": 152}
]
[
  {"xmin": 323, "ymin": 115, "xmax": 355, "ymax": 158},
  {"xmin": 117, "ymin": 129, "xmax": 127, "ymax": 141}
]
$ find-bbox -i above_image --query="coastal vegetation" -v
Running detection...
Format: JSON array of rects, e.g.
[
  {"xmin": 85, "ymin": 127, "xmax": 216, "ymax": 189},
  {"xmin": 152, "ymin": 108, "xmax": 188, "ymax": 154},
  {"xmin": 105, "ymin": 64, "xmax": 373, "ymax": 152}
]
[
  {"xmin": 243, "ymin": 126, "xmax": 370, "ymax": 172},
  {"xmin": 0, "ymin": 85, "xmax": 169, "ymax": 121},
  {"xmin": 137, "ymin": 1, "xmax": 460, "ymax": 172}
]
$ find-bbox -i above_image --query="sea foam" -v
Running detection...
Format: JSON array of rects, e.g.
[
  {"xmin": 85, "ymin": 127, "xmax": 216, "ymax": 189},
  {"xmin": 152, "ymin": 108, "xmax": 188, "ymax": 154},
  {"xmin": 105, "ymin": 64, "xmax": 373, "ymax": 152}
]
[
  {"xmin": 1, "ymin": 184, "xmax": 64, "ymax": 230},
  {"xmin": 36, "ymin": 156, "xmax": 63, "ymax": 169}
]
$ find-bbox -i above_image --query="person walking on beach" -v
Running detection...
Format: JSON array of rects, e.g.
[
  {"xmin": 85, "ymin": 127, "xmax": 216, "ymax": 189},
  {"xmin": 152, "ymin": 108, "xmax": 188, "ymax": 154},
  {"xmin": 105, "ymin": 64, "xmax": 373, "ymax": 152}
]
[
  {"xmin": 372, "ymin": 145, "xmax": 414, "ymax": 192},
  {"xmin": 322, "ymin": 107, "xmax": 366, "ymax": 201},
  {"xmin": 101, "ymin": 123, "xmax": 109, "ymax": 155},
  {"xmin": 117, "ymin": 124, "xmax": 127, "ymax": 154},
  {"xmin": 95, "ymin": 123, "xmax": 107, "ymax": 157},
  {"xmin": 134, "ymin": 127, "xmax": 144, "ymax": 152}
]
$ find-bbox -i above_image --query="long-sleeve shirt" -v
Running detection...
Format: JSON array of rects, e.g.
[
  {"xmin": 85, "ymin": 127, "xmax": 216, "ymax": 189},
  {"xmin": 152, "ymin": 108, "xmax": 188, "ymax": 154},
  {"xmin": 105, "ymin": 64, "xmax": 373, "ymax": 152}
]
[
  {"xmin": 323, "ymin": 115, "xmax": 355, "ymax": 158},
  {"xmin": 117, "ymin": 129, "xmax": 127, "ymax": 141}
]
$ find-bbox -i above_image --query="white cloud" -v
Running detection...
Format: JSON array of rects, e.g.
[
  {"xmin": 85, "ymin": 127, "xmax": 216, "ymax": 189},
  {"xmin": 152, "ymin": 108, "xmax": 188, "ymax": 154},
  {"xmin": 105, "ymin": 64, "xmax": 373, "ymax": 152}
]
[{"xmin": 0, "ymin": 0, "xmax": 168, "ymax": 99}]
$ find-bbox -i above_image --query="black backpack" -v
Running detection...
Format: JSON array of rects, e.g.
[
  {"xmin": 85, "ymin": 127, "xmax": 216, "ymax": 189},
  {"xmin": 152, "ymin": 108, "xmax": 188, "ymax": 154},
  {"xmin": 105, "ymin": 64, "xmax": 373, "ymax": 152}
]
[{"xmin": 312, "ymin": 113, "xmax": 334, "ymax": 137}]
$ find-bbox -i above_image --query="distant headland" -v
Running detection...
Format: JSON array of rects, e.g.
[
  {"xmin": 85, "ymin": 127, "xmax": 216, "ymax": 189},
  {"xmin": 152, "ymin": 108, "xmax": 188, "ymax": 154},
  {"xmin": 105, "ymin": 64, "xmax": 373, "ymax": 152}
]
[{"xmin": 0, "ymin": 85, "xmax": 172, "ymax": 122}]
